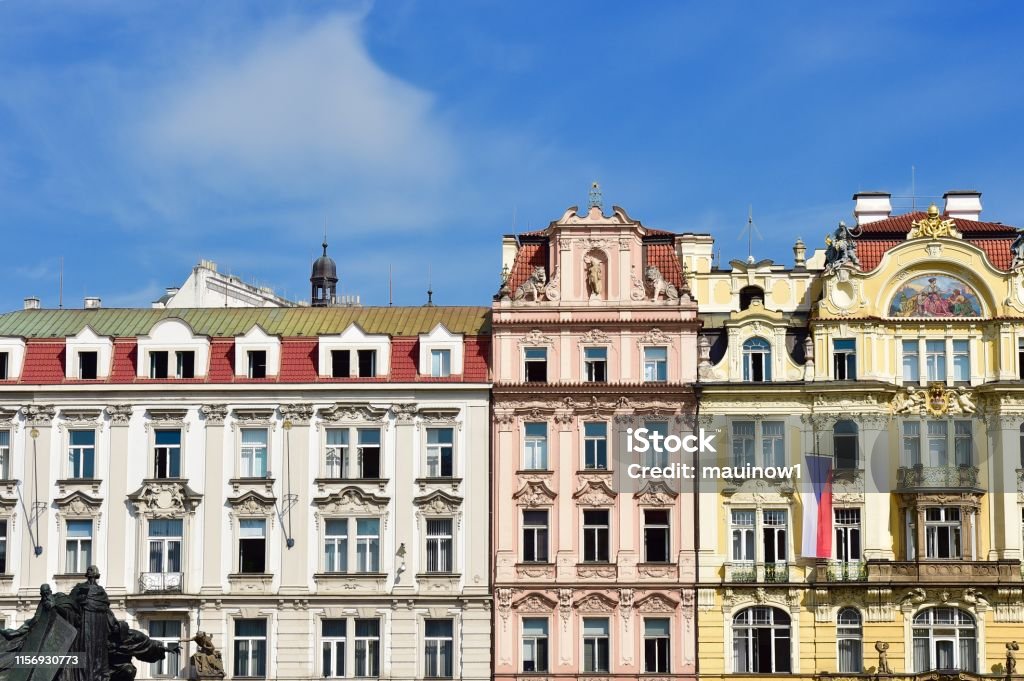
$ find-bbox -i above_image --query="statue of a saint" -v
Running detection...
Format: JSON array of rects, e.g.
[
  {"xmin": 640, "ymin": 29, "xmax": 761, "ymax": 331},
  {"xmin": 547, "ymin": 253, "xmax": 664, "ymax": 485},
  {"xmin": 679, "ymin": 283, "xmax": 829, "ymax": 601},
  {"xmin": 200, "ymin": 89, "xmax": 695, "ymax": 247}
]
[{"xmin": 583, "ymin": 255, "xmax": 603, "ymax": 298}]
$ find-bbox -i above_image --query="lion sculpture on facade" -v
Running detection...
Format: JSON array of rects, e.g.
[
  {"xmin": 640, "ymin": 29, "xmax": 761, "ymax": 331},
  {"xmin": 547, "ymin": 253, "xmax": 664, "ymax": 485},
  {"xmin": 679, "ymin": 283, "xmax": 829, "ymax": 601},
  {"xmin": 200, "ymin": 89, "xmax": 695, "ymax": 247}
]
[
  {"xmin": 513, "ymin": 266, "xmax": 548, "ymax": 302},
  {"xmin": 645, "ymin": 266, "xmax": 679, "ymax": 301}
]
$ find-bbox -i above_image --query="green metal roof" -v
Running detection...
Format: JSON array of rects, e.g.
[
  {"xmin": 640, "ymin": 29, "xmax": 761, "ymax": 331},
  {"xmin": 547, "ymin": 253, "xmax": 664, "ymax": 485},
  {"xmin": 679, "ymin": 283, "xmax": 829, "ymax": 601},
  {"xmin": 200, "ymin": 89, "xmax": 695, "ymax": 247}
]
[{"xmin": 0, "ymin": 306, "xmax": 491, "ymax": 339}]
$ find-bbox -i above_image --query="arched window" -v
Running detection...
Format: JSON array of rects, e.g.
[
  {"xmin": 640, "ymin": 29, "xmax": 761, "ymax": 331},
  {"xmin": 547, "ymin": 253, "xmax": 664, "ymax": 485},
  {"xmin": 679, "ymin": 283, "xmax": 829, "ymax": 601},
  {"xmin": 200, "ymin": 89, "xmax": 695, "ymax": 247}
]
[
  {"xmin": 733, "ymin": 606, "xmax": 790, "ymax": 673},
  {"xmin": 912, "ymin": 607, "xmax": 976, "ymax": 672},
  {"xmin": 836, "ymin": 608, "xmax": 863, "ymax": 673},
  {"xmin": 739, "ymin": 286, "xmax": 765, "ymax": 311},
  {"xmin": 833, "ymin": 421, "xmax": 859, "ymax": 470},
  {"xmin": 742, "ymin": 338, "xmax": 772, "ymax": 382}
]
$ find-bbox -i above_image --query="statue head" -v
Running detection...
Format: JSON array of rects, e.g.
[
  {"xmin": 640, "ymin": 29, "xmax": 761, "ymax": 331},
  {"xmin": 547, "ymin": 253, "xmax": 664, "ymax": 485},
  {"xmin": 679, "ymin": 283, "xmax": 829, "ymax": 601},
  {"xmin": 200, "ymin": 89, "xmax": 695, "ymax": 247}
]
[
  {"xmin": 85, "ymin": 565, "xmax": 101, "ymax": 581},
  {"xmin": 39, "ymin": 584, "xmax": 52, "ymax": 596}
]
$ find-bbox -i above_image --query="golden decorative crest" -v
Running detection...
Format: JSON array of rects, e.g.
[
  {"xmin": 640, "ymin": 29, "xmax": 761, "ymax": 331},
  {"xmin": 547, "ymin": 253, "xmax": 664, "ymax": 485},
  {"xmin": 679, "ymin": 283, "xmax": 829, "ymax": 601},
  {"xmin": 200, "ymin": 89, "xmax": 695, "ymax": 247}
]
[
  {"xmin": 908, "ymin": 204, "xmax": 961, "ymax": 240},
  {"xmin": 926, "ymin": 382, "xmax": 950, "ymax": 417}
]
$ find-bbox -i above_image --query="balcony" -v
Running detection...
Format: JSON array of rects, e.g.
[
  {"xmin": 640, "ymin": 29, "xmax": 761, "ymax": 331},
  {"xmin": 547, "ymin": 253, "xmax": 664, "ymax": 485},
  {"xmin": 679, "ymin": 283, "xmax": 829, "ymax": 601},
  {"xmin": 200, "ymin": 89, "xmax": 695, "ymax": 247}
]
[
  {"xmin": 817, "ymin": 560, "xmax": 866, "ymax": 582},
  {"xmin": 865, "ymin": 559, "xmax": 1021, "ymax": 584},
  {"xmin": 897, "ymin": 465, "xmax": 980, "ymax": 491},
  {"xmin": 139, "ymin": 571, "xmax": 183, "ymax": 593},
  {"xmin": 725, "ymin": 561, "xmax": 789, "ymax": 583}
]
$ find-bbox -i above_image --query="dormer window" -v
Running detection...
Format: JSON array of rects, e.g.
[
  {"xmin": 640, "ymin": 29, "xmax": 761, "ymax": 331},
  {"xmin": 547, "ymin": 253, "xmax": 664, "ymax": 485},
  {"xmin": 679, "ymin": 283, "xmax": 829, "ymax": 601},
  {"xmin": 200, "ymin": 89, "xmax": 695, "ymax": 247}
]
[
  {"xmin": 137, "ymin": 318, "xmax": 209, "ymax": 379},
  {"xmin": 78, "ymin": 351, "xmax": 98, "ymax": 380},
  {"xmin": 150, "ymin": 351, "xmax": 195, "ymax": 379},
  {"xmin": 331, "ymin": 350, "xmax": 350, "ymax": 378},
  {"xmin": 150, "ymin": 352, "xmax": 168, "ymax": 379},
  {"xmin": 65, "ymin": 327, "xmax": 112, "ymax": 380},
  {"xmin": 742, "ymin": 338, "xmax": 772, "ymax": 382},
  {"xmin": 524, "ymin": 348, "xmax": 547, "ymax": 383},
  {"xmin": 234, "ymin": 325, "xmax": 280, "ymax": 379},
  {"xmin": 418, "ymin": 324, "xmax": 463, "ymax": 377},
  {"xmin": 430, "ymin": 349, "xmax": 451, "ymax": 377},
  {"xmin": 247, "ymin": 350, "xmax": 267, "ymax": 379},
  {"xmin": 357, "ymin": 350, "xmax": 376, "ymax": 377},
  {"xmin": 318, "ymin": 324, "xmax": 390, "ymax": 379}
]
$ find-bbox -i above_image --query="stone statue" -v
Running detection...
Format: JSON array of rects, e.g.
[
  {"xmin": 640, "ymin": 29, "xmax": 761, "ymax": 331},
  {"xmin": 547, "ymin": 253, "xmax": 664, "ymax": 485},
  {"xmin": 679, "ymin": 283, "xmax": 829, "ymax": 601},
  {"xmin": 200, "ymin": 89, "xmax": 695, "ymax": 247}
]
[
  {"xmin": 645, "ymin": 266, "xmax": 679, "ymax": 301},
  {"xmin": 1012, "ymin": 230, "xmax": 1024, "ymax": 270},
  {"xmin": 513, "ymin": 267, "xmax": 548, "ymax": 302},
  {"xmin": 954, "ymin": 387, "xmax": 977, "ymax": 415},
  {"xmin": 180, "ymin": 631, "xmax": 226, "ymax": 678},
  {"xmin": 900, "ymin": 587, "xmax": 927, "ymax": 607},
  {"xmin": 1007, "ymin": 641, "xmax": 1019, "ymax": 675},
  {"xmin": 824, "ymin": 221, "xmax": 861, "ymax": 269},
  {"xmin": 875, "ymin": 641, "xmax": 893, "ymax": 674},
  {"xmin": 583, "ymin": 254, "xmax": 603, "ymax": 298},
  {"xmin": 891, "ymin": 386, "xmax": 926, "ymax": 415}
]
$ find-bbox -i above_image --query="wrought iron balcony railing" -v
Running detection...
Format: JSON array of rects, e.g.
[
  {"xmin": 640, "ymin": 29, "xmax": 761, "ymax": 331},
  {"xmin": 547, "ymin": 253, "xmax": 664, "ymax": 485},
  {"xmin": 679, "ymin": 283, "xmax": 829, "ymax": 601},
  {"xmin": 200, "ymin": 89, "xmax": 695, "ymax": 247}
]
[
  {"xmin": 896, "ymin": 465, "xmax": 980, "ymax": 490},
  {"xmin": 139, "ymin": 571, "xmax": 183, "ymax": 593},
  {"xmin": 823, "ymin": 559, "xmax": 866, "ymax": 582},
  {"xmin": 725, "ymin": 561, "xmax": 789, "ymax": 583}
]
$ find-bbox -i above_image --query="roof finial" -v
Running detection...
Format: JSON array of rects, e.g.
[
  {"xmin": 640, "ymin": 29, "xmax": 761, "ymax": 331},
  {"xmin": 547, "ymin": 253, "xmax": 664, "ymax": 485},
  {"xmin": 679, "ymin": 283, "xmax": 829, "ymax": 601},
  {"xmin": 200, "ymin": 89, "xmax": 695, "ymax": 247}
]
[
  {"xmin": 425, "ymin": 265, "xmax": 435, "ymax": 307},
  {"xmin": 588, "ymin": 181, "xmax": 603, "ymax": 211},
  {"xmin": 323, "ymin": 217, "xmax": 328, "ymax": 256}
]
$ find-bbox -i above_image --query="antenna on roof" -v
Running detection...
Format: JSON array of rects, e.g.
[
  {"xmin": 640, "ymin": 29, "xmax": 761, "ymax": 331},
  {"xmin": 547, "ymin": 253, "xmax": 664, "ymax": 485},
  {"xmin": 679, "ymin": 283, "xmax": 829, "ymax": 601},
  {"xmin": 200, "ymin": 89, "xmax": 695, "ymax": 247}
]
[
  {"xmin": 388, "ymin": 265, "xmax": 393, "ymax": 307},
  {"xmin": 738, "ymin": 205, "xmax": 763, "ymax": 264},
  {"xmin": 425, "ymin": 265, "xmax": 434, "ymax": 307},
  {"xmin": 911, "ymin": 165, "xmax": 916, "ymax": 212},
  {"xmin": 58, "ymin": 256, "xmax": 64, "ymax": 310}
]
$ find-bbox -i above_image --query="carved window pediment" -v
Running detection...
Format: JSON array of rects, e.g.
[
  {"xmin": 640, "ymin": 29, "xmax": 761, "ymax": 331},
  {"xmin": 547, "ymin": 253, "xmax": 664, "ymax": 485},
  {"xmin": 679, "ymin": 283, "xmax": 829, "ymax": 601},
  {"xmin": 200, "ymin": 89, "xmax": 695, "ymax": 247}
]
[
  {"xmin": 317, "ymin": 403, "xmax": 390, "ymax": 425},
  {"xmin": 59, "ymin": 409, "xmax": 101, "ymax": 430},
  {"xmin": 413, "ymin": 489, "xmax": 463, "ymax": 515},
  {"xmin": 416, "ymin": 408, "xmax": 462, "ymax": 428},
  {"xmin": 226, "ymin": 490, "xmax": 277, "ymax": 516},
  {"xmin": 313, "ymin": 486, "xmax": 389, "ymax": 514},
  {"xmin": 635, "ymin": 592, "xmax": 678, "ymax": 613},
  {"xmin": 634, "ymin": 481, "xmax": 679, "ymax": 506},
  {"xmin": 128, "ymin": 480, "xmax": 202, "ymax": 517},
  {"xmin": 575, "ymin": 593, "xmax": 617, "ymax": 613},
  {"xmin": 280, "ymin": 403, "xmax": 315, "ymax": 424},
  {"xmin": 54, "ymin": 490, "xmax": 103, "ymax": 516},
  {"xmin": 572, "ymin": 480, "xmax": 617, "ymax": 506},
  {"xmin": 145, "ymin": 409, "xmax": 189, "ymax": 430},
  {"xmin": 513, "ymin": 480, "xmax": 557, "ymax": 507},
  {"xmin": 513, "ymin": 592, "xmax": 557, "ymax": 613},
  {"xmin": 231, "ymin": 409, "xmax": 276, "ymax": 429}
]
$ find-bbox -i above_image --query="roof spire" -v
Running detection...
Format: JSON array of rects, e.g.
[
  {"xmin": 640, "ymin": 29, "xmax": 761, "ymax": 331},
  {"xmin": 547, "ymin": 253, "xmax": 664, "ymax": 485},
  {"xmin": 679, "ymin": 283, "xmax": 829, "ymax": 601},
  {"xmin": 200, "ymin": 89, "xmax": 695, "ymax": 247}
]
[
  {"xmin": 588, "ymin": 181, "xmax": 603, "ymax": 211},
  {"xmin": 323, "ymin": 217, "xmax": 328, "ymax": 256}
]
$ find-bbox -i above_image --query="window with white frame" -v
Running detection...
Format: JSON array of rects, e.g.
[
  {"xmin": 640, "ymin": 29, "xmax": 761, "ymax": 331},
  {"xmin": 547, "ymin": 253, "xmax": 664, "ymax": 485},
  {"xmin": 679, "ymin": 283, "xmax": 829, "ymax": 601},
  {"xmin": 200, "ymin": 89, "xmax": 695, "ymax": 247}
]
[
  {"xmin": 321, "ymin": 619, "xmax": 346, "ymax": 678},
  {"xmin": 762, "ymin": 509, "xmax": 788, "ymax": 565},
  {"xmin": 582, "ymin": 617, "xmax": 610, "ymax": 673},
  {"xmin": 425, "ymin": 518, "xmax": 454, "ymax": 573},
  {"xmin": 357, "ymin": 428, "xmax": 381, "ymax": 478},
  {"xmin": 837, "ymin": 608, "xmax": 863, "ymax": 673},
  {"xmin": 643, "ymin": 618, "xmax": 670, "ymax": 673},
  {"xmin": 154, "ymin": 429, "xmax": 182, "ymax": 479},
  {"xmin": 643, "ymin": 346, "xmax": 667, "ymax": 382},
  {"xmin": 426, "ymin": 428, "xmax": 454, "ymax": 478},
  {"xmin": 424, "ymin": 619, "xmax": 454, "ymax": 678},
  {"xmin": 523, "ymin": 422, "xmax": 548, "ymax": 470},
  {"xmin": 355, "ymin": 518, "xmax": 380, "ymax": 572},
  {"xmin": 584, "ymin": 347, "xmax": 607, "ymax": 382},
  {"xmin": 902, "ymin": 420, "xmax": 973, "ymax": 467},
  {"xmin": 354, "ymin": 619, "xmax": 380, "ymax": 677},
  {"xmin": 731, "ymin": 510, "xmax": 755, "ymax": 562},
  {"xmin": 148, "ymin": 519, "xmax": 182, "ymax": 574},
  {"xmin": 68, "ymin": 430, "xmax": 95, "ymax": 479},
  {"xmin": 522, "ymin": 618, "xmax": 549, "ymax": 672},
  {"xmin": 522, "ymin": 510, "xmax": 549, "ymax": 563},
  {"xmin": 524, "ymin": 347, "xmax": 548, "ymax": 383},
  {"xmin": 239, "ymin": 428, "xmax": 268, "ymax": 478},
  {"xmin": 903, "ymin": 339, "xmax": 920, "ymax": 382},
  {"xmin": 247, "ymin": 350, "xmax": 267, "ymax": 379},
  {"xmin": 644, "ymin": 509, "xmax": 671, "ymax": 563},
  {"xmin": 65, "ymin": 519, "xmax": 93, "ymax": 573},
  {"xmin": 644, "ymin": 421, "xmax": 669, "ymax": 468},
  {"xmin": 924, "ymin": 507, "xmax": 961, "ymax": 559},
  {"xmin": 833, "ymin": 338, "xmax": 856, "ymax": 380},
  {"xmin": 238, "ymin": 519, "xmax": 267, "ymax": 573},
  {"xmin": 325, "ymin": 428, "xmax": 348, "ymax": 479},
  {"xmin": 732, "ymin": 422, "xmax": 755, "ymax": 467},
  {"xmin": 761, "ymin": 421, "xmax": 785, "ymax": 468},
  {"xmin": 733, "ymin": 607, "xmax": 791, "ymax": 673},
  {"xmin": 0, "ymin": 352, "xmax": 8, "ymax": 380},
  {"xmin": 583, "ymin": 422, "xmax": 607, "ymax": 470},
  {"xmin": 322, "ymin": 515, "xmax": 385, "ymax": 574},
  {"xmin": 149, "ymin": 620, "xmax": 182, "ymax": 678},
  {"xmin": 953, "ymin": 340, "xmax": 970, "ymax": 383},
  {"xmin": 732, "ymin": 421, "xmax": 785, "ymax": 467},
  {"xmin": 0, "ymin": 430, "xmax": 10, "ymax": 479},
  {"xmin": 324, "ymin": 519, "xmax": 348, "ymax": 573},
  {"xmin": 742, "ymin": 337, "xmax": 772, "ymax": 382},
  {"xmin": 582, "ymin": 509, "xmax": 609, "ymax": 562},
  {"xmin": 430, "ymin": 349, "xmax": 451, "ymax": 378},
  {"xmin": 149, "ymin": 351, "xmax": 196, "ymax": 379},
  {"xmin": 834, "ymin": 508, "xmax": 861, "ymax": 563},
  {"xmin": 912, "ymin": 608, "xmax": 976, "ymax": 672},
  {"xmin": 925, "ymin": 340, "xmax": 946, "ymax": 381},
  {"xmin": 233, "ymin": 619, "xmax": 267, "ymax": 678}
]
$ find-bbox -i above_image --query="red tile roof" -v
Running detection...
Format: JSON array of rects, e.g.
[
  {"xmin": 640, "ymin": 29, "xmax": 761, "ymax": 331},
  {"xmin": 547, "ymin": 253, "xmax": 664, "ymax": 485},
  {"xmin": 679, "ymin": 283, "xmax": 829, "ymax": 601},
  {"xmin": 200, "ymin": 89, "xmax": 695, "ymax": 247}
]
[
  {"xmin": 463, "ymin": 336, "xmax": 491, "ymax": 382},
  {"xmin": 207, "ymin": 338, "xmax": 235, "ymax": 382},
  {"xmin": 111, "ymin": 339, "xmax": 137, "ymax": 380},
  {"xmin": 857, "ymin": 211, "xmax": 1015, "ymax": 235},
  {"xmin": 279, "ymin": 338, "xmax": 318, "ymax": 382},
  {"xmin": 645, "ymin": 242, "xmax": 687, "ymax": 289},
  {"xmin": 856, "ymin": 239, "xmax": 903, "ymax": 271},
  {"xmin": 21, "ymin": 340, "xmax": 65, "ymax": 383},
  {"xmin": 390, "ymin": 337, "xmax": 419, "ymax": 381},
  {"xmin": 506, "ymin": 240, "xmax": 549, "ymax": 292}
]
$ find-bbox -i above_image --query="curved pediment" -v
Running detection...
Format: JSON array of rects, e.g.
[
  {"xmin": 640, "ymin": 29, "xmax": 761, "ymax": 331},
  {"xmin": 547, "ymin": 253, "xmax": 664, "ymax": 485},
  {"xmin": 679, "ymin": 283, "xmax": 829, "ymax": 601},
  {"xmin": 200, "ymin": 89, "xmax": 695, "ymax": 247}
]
[
  {"xmin": 413, "ymin": 489, "xmax": 463, "ymax": 514},
  {"xmin": 512, "ymin": 592, "xmax": 558, "ymax": 612},
  {"xmin": 314, "ymin": 487, "xmax": 389, "ymax": 513},
  {"xmin": 634, "ymin": 480, "xmax": 679, "ymax": 505},
  {"xmin": 574, "ymin": 592, "xmax": 618, "ymax": 613},
  {"xmin": 572, "ymin": 480, "xmax": 617, "ymax": 506},
  {"xmin": 512, "ymin": 480, "xmax": 557, "ymax": 506},
  {"xmin": 635, "ymin": 592, "xmax": 678, "ymax": 613}
]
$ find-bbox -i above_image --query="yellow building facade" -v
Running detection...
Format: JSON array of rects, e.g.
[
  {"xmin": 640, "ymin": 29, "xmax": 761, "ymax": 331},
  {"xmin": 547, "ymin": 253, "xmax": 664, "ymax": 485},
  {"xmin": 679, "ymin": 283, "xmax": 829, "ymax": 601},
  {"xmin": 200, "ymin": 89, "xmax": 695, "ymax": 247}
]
[{"xmin": 693, "ymin": 191, "xmax": 1024, "ymax": 681}]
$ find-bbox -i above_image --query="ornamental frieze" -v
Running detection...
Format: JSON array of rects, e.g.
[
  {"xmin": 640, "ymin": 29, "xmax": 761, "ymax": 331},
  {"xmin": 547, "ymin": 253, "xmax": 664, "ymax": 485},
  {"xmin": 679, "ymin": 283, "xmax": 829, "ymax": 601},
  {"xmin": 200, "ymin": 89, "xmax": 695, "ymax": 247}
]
[
  {"xmin": 318, "ymin": 403, "xmax": 390, "ymax": 424},
  {"xmin": 890, "ymin": 384, "xmax": 977, "ymax": 416},
  {"xmin": 512, "ymin": 480, "xmax": 557, "ymax": 507}
]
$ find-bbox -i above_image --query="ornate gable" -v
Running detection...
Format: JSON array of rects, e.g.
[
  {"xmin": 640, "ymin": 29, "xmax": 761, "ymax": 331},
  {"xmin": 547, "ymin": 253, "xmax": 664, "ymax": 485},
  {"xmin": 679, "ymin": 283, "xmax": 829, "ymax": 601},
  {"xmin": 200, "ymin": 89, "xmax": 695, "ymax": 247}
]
[
  {"xmin": 128, "ymin": 480, "xmax": 202, "ymax": 517},
  {"xmin": 226, "ymin": 490, "xmax": 277, "ymax": 516},
  {"xmin": 634, "ymin": 480, "xmax": 679, "ymax": 505},
  {"xmin": 635, "ymin": 592, "xmax": 678, "ymax": 613},
  {"xmin": 413, "ymin": 489, "xmax": 463, "ymax": 515},
  {"xmin": 572, "ymin": 480, "xmax": 617, "ymax": 506},
  {"xmin": 513, "ymin": 480, "xmax": 557, "ymax": 507},
  {"xmin": 313, "ymin": 487, "xmax": 390, "ymax": 514},
  {"xmin": 575, "ymin": 592, "xmax": 618, "ymax": 613},
  {"xmin": 513, "ymin": 592, "xmax": 558, "ymax": 613}
]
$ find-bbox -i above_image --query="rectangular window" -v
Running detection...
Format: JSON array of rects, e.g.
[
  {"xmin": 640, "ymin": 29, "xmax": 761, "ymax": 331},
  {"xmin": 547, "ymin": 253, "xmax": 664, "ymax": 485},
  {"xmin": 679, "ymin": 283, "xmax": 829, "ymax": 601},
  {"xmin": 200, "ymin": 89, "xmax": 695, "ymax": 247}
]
[
  {"xmin": 731, "ymin": 510, "xmax": 755, "ymax": 562},
  {"xmin": 154, "ymin": 429, "xmax": 181, "ymax": 479},
  {"xmin": 644, "ymin": 509, "xmax": 671, "ymax": 563},
  {"xmin": 834, "ymin": 508, "xmax": 862, "ymax": 562},
  {"xmin": 65, "ymin": 519, "xmax": 93, "ymax": 574},
  {"xmin": 523, "ymin": 422, "xmax": 548, "ymax": 470},
  {"xmin": 68, "ymin": 430, "xmax": 95, "ymax": 479},
  {"xmin": 928, "ymin": 421, "xmax": 948, "ymax": 467},
  {"xmin": 424, "ymin": 619, "xmax": 454, "ymax": 678},
  {"xmin": 522, "ymin": 510, "xmax": 549, "ymax": 563},
  {"xmin": 583, "ymin": 422, "xmax": 608, "ymax": 470},
  {"xmin": 954, "ymin": 421, "xmax": 972, "ymax": 466},
  {"xmin": 148, "ymin": 620, "xmax": 182, "ymax": 678},
  {"xmin": 0, "ymin": 430, "xmax": 10, "ymax": 480},
  {"xmin": 426, "ymin": 428, "xmax": 454, "ymax": 477},
  {"xmin": 355, "ymin": 518, "xmax": 380, "ymax": 572},
  {"xmin": 903, "ymin": 339, "xmax": 920, "ymax": 382},
  {"xmin": 175, "ymin": 351, "xmax": 195, "ymax": 379},
  {"xmin": 644, "ymin": 346, "xmax": 668, "ymax": 382},
  {"xmin": 761, "ymin": 421, "xmax": 785, "ymax": 468},
  {"xmin": 240, "ymin": 428, "xmax": 268, "ymax": 478},
  {"xmin": 247, "ymin": 350, "xmax": 267, "ymax": 379},
  {"xmin": 953, "ymin": 340, "xmax": 970, "ymax": 382},
  {"xmin": 582, "ymin": 509, "xmax": 610, "ymax": 562},
  {"xmin": 524, "ymin": 347, "xmax": 547, "ymax": 383},
  {"xmin": 321, "ymin": 619, "xmax": 346, "ymax": 678},
  {"xmin": 732, "ymin": 421, "xmax": 755, "ymax": 467},
  {"xmin": 233, "ymin": 619, "xmax": 267, "ymax": 678},
  {"xmin": 0, "ymin": 520, "xmax": 7, "ymax": 574},
  {"xmin": 644, "ymin": 421, "xmax": 669, "ymax": 468},
  {"xmin": 925, "ymin": 507, "xmax": 962, "ymax": 559},
  {"xmin": 353, "ymin": 619, "xmax": 380, "ymax": 677},
  {"xmin": 643, "ymin": 618, "xmax": 671, "ymax": 673},
  {"xmin": 926, "ymin": 340, "xmax": 946, "ymax": 381},
  {"xmin": 324, "ymin": 519, "xmax": 348, "ymax": 573},
  {"xmin": 325, "ymin": 428, "xmax": 349, "ymax": 479},
  {"xmin": 584, "ymin": 347, "xmax": 607, "ymax": 382},
  {"xmin": 430, "ymin": 349, "xmax": 451, "ymax": 378},
  {"xmin": 357, "ymin": 349, "xmax": 376, "ymax": 378},
  {"xmin": 78, "ymin": 351, "xmax": 98, "ymax": 380},
  {"xmin": 582, "ymin": 617, "xmax": 610, "ymax": 673},
  {"xmin": 522, "ymin": 618, "xmax": 549, "ymax": 673},
  {"xmin": 426, "ymin": 518, "xmax": 454, "ymax": 573},
  {"xmin": 833, "ymin": 339, "xmax": 856, "ymax": 380},
  {"xmin": 0, "ymin": 352, "xmax": 7, "ymax": 380},
  {"xmin": 238, "ymin": 519, "xmax": 266, "ymax": 573},
  {"xmin": 331, "ymin": 349, "xmax": 350, "ymax": 378},
  {"xmin": 762, "ymin": 509, "xmax": 788, "ymax": 563},
  {"xmin": 903, "ymin": 421, "xmax": 922, "ymax": 466},
  {"xmin": 150, "ymin": 350, "xmax": 169, "ymax": 379},
  {"xmin": 357, "ymin": 429, "xmax": 381, "ymax": 478},
  {"xmin": 148, "ymin": 518, "xmax": 183, "ymax": 574}
]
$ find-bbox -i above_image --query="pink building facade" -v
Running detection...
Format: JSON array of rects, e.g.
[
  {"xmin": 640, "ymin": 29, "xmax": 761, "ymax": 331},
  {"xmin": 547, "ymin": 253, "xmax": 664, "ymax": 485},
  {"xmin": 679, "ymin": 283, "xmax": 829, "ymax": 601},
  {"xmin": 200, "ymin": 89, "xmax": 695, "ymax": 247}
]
[{"xmin": 492, "ymin": 197, "xmax": 700, "ymax": 680}]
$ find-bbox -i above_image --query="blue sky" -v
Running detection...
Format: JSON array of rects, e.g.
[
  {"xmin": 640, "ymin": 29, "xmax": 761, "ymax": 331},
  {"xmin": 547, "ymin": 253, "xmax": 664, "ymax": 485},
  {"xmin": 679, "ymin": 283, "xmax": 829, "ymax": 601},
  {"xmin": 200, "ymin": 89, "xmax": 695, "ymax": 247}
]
[{"xmin": 2, "ymin": 1, "xmax": 1023, "ymax": 310}]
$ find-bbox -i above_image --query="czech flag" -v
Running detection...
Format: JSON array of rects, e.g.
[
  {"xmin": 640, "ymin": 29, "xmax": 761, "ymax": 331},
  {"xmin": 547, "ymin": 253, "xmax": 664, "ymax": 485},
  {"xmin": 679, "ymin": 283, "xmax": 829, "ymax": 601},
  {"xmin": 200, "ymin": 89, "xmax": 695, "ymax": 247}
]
[{"xmin": 801, "ymin": 454, "xmax": 833, "ymax": 559}]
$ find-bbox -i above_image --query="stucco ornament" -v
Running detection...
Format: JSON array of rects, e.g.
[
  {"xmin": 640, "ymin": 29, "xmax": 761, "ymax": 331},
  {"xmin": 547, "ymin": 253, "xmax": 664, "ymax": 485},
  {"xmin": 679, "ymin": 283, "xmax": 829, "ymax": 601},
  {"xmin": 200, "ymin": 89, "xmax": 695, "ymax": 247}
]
[
  {"xmin": 891, "ymin": 385, "xmax": 976, "ymax": 417},
  {"xmin": 513, "ymin": 267, "xmax": 548, "ymax": 302},
  {"xmin": 645, "ymin": 266, "xmax": 679, "ymax": 301},
  {"xmin": 907, "ymin": 204, "xmax": 962, "ymax": 239}
]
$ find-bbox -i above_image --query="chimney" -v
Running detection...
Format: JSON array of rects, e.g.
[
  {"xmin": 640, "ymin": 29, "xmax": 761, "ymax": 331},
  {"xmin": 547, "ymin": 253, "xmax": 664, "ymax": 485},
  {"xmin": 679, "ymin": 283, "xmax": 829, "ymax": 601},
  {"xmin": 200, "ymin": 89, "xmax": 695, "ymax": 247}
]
[
  {"xmin": 852, "ymin": 192, "xmax": 892, "ymax": 225},
  {"xmin": 943, "ymin": 190, "xmax": 982, "ymax": 221},
  {"xmin": 23, "ymin": 297, "xmax": 40, "ymax": 310},
  {"xmin": 84, "ymin": 296, "xmax": 101, "ymax": 309}
]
